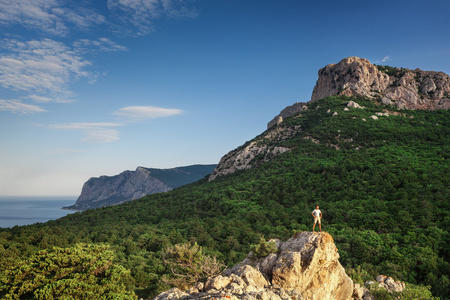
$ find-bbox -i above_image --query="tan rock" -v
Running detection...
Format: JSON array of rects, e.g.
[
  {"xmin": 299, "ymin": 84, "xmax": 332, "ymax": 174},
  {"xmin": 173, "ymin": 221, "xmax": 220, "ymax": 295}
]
[
  {"xmin": 272, "ymin": 232, "xmax": 354, "ymax": 300},
  {"xmin": 311, "ymin": 57, "xmax": 390, "ymax": 102},
  {"xmin": 353, "ymin": 283, "xmax": 364, "ymax": 299},
  {"xmin": 204, "ymin": 275, "xmax": 232, "ymax": 292},
  {"xmin": 267, "ymin": 102, "xmax": 308, "ymax": 129},
  {"xmin": 153, "ymin": 288, "xmax": 188, "ymax": 300},
  {"xmin": 232, "ymin": 265, "xmax": 269, "ymax": 292},
  {"xmin": 154, "ymin": 232, "xmax": 354, "ymax": 300},
  {"xmin": 376, "ymin": 275, "xmax": 387, "ymax": 283},
  {"xmin": 347, "ymin": 100, "xmax": 363, "ymax": 108},
  {"xmin": 311, "ymin": 57, "xmax": 450, "ymax": 111}
]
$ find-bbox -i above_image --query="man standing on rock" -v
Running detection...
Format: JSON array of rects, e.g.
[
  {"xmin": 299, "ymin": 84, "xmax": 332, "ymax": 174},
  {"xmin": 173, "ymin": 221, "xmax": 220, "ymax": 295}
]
[{"xmin": 312, "ymin": 205, "xmax": 322, "ymax": 232}]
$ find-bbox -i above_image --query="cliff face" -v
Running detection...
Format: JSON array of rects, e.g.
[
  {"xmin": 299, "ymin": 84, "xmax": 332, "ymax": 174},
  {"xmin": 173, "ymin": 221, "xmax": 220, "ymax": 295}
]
[
  {"xmin": 212, "ymin": 57, "xmax": 450, "ymax": 182},
  {"xmin": 267, "ymin": 102, "xmax": 308, "ymax": 129},
  {"xmin": 311, "ymin": 57, "xmax": 450, "ymax": 110},
  {"xmin": 208, "ymin": 127, "xmax": 294, "ymax": 181},
  {"xmin": 154, "ymin": 232, "xmax": 357, "ymax": 300},
  {"xmin": 67, "ymin": 165, "xmax": 216, "ymax": 210},
  {"xmin": 73, "ymin": 167, "xmax": 171, "ymax": 210}
]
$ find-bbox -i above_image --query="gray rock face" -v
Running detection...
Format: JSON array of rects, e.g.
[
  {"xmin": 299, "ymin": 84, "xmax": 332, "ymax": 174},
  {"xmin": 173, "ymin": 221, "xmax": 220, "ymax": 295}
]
[
  {"xmin": 310, "ymin": 56, "xmax": 450, "ymax": 110},
  {"xmin": 74, "ymin": 167, "xmax": 171, "ymax": 210},
  {"xmin": 208, "ymin": 126, "xmax": 296, "ymax": 181},
  {"xmin": 267, "ymin": 102, "xmax": 308, "ymax": 129},
  {"xmin": 66, "ymin": 164, "xmax": 216, "ymax": 210}
]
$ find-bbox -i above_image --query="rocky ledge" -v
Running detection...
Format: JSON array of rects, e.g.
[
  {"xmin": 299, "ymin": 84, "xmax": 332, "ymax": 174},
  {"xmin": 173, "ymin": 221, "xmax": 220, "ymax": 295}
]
[
  {"xmin": 311, "ymin": 56, "xmax": 450, "ymax": 110},
  {"xmin": 154, "ymin": 232, "xmax": 381, "ymax": 300}
]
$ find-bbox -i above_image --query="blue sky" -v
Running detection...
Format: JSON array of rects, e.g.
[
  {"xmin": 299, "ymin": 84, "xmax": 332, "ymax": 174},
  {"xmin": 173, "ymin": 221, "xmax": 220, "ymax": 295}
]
[{"xmin": 0, "ymin": 0, "xmax": 449, "ymax": 196}]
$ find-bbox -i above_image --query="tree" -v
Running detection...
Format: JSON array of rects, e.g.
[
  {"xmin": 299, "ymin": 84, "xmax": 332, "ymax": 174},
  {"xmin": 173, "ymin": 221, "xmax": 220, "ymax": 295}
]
[
  {"xmin": 0, "ymin": 243, "xmax": 136, "ymax": 300},
  {"xmin": 160, "ymin": 242, "xmax": 226, "ymax": 290}
]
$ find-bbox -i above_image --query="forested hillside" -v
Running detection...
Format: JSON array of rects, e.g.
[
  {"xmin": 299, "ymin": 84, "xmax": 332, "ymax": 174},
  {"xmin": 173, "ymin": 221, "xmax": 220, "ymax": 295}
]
[{"xmin": 1, "ymin": 96, "xmax": 449, "ymax": 299}]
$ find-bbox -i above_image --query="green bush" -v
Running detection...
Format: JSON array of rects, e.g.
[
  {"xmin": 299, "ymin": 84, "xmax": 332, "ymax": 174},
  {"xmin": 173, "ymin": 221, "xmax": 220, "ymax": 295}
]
[
  {"xmin": 250, "ymin": 237, "xmax": 278, "ymax": 257},
  {"xmin": 0, "ymin": 243, "xmax": 136, "ymax": 300},
  {"xmin": 160, "ymin": 242, "xmax": 226, "ymax": 290}
]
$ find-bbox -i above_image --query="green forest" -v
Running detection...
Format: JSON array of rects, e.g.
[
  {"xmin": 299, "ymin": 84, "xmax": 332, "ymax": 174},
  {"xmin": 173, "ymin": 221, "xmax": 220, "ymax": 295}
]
[{"xmin": 1, "ymin": 96, "xmax": 449, "ymax": 299}]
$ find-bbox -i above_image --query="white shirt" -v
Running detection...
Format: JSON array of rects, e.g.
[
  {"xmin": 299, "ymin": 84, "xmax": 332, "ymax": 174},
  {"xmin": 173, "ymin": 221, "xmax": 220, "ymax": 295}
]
[{"xmin": 312, "ymin": 209, "xmax": 321, "ymax": 218}]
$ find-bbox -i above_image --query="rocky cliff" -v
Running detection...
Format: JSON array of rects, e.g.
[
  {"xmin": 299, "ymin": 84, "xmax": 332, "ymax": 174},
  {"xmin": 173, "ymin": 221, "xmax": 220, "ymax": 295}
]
[
  {"xmin": 65, "ymin": 164, "xmax": 216, "ymax": 211},
  {"xmin": 210, "ymin": 57, "xmax": 450, "ymax": 182},
  {"xmin": 266, "ymin": 57, "xmax": 450, "ymax": 131},
  {"xmin": 208, "ymin": 128, "xmax": 293, "ymax": 182},
  {"xmin": 311, "ymin": 56, "xmax": 450, "ymax": 110},
  {"xmin": 267, "ymin": 102, "xmax": 308, "ymax": 129},
  {"xmin": 154, "ymin": 232, "xmax": 382, "ymax": 300}
]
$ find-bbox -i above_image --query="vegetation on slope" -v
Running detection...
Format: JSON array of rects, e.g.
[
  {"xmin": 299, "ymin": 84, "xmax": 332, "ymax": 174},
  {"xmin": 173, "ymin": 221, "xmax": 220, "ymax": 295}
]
[{"xmin": 1, "ymin": 96, "xmax": 449, "ymax": 299}]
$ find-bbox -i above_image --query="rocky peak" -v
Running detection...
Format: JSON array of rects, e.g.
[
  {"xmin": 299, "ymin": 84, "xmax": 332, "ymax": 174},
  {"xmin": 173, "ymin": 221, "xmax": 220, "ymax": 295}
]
[
  {"xmin": 311, "ymin": 56, "xmax": 450, "ymax": 110},
  {"xmin": 154, "ymin": 232, "xmax": 356, "ymax": 300}
]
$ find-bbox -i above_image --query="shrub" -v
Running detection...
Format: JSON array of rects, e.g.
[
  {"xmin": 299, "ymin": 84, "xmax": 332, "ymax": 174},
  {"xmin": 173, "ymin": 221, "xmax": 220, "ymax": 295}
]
[
  {"xmin": 160, "ymin": 242, "xmax": 226, "ymax": 290},
  {"xmin": 0, "ymin": 243, "xmax": 136, "ymax": 300},
  {"xmin": 250, "ymin": 237, "xmax": 278, "ymax": 257}
]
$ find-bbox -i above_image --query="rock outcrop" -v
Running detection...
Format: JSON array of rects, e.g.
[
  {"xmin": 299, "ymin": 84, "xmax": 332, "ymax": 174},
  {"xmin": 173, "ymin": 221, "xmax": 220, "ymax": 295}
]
[
  {"xmin": 267, "ymin": 102, "xmax": 308, "ymax": 129},
  {"xmin": 208, "ymin": 126, "xmax": 297, "ymax": 181},
  {"xmin": 64, "ymin": 165, "xmax": 216, "ymax": 210},
  {"xmin": 364, "ymin": 275, "xmax": 406, "ymax": 294},
  {"xmin": 311, "ymin": 56, "xmax": 450, "ymax": 110},
  {"xmin": 154, "ymin": 232, "xmax": 355, "ymax": 300}
]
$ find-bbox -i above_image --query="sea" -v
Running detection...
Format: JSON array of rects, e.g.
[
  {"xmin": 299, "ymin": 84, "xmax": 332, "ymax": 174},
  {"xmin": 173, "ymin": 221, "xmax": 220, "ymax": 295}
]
[{"xmin": 0, "ymin": 196, "xmax": 77, "ymax": 228}]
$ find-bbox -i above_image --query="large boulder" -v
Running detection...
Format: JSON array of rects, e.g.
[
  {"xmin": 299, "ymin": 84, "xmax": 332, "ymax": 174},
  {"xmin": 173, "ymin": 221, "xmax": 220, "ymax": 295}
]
[
  {"xmin": 271, "ymin": 232, "xmax": 353, "ymax": 300},
  {"xmin": 310, "ymin": 56, "xmax": 450, "ymax": 110},
  {"xmin": 153, "ymin": 232, "xmax": 354, "ymax": 300}
]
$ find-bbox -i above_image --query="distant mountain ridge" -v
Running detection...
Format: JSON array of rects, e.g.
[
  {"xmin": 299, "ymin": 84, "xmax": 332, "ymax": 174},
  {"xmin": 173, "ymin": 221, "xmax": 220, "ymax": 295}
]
[{"xmin": 64, "ymin": 164, "xmax": 216, "ymax": 211}]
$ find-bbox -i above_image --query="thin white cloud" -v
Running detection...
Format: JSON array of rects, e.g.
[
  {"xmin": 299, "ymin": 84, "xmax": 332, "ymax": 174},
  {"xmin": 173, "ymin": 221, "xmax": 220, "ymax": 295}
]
[
  {"xmin": 45, "ymin": 122, "xmax": 123, "ymax": 143},
  {"xmin": 0, "ymin": 39, "xmax": 92, "ymax": 102},
  {"xmin": 0, "ymin": 99, "xmax": 47, "ymax": 114},
  {"xmin": 0, "ymin": 38, "xmax": 127, "ymax": 106},
  {"xmin": 113, "ymin": 106, "xmax": 184, "ymax": 121},
  {"xmin": 0, "ymin": 0, "xmax": 105, "ymax": 35},
  {"xmin": 107, "ymin": 0, "xmax": 198, "ymax": 35},
  {"xmin": 47, "ymin": 122, "xmax": 122, "ymax": 130},
  {"xmin": 373, "ymin": 56, "xmax": 392, "ymax": 64},
  {"xmin": 73, "ymin": 38, "xmax": 128, "ymax": 53},
  {"xmin": 83, "ymin": 128, "xmax": 120, "ymax": 143}
]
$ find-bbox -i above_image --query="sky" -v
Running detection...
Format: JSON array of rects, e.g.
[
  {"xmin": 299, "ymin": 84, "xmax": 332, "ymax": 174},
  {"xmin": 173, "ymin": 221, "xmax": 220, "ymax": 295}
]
[{"xmin": 0, "ymin": 0, "xmax": 449, "ymax": 197}]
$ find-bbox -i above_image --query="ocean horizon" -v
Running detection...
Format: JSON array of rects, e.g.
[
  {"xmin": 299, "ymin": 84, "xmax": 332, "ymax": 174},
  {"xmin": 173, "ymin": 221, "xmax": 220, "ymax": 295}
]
[{"xmin": 0, "ymin": 196, "xmax": 77, "ymax": 228}]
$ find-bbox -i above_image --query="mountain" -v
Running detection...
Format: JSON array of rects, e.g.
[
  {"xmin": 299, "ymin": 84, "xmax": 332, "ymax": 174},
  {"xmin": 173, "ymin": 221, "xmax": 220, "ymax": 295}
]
[
  {"xmin": 64, "ymin": 164, "xmax": 217, "ymax": 211},
  {"xmin": 211, "ymin": 57, "xmax": 449, "ymax": 181},
  {"xmin": 0, "ymin": 57, "xmax": 448, "ymax": 299},
  {"xmin": 267, "ymin": 56, "xmax": 450, "ymax": 130}
]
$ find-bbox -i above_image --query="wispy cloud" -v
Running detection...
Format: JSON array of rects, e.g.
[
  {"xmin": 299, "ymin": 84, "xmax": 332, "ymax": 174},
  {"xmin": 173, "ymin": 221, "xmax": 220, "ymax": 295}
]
[
  {"xmin": 0, "ymin": 99, "xmax": 46, "ymax": 114},
  {"xmin": 373, "ymin": 55, "xmax": 392, "ymax": 64},
  {"xmin": 45, "ymin": 122, "xmax": 123, "ymax": 143},
  {"xmin": 0, "ymin": 39, "xmax": 91, "ymax": 102},
  {"xmin": 113, "ymin": 106, "xmax": 184, "ymax": 121},
  {"xmin": 107, "ymin": 0, "xmax": 198, "ymax": 36},
  {"xmin": 0, "ymin": 0, "xmax": 105, "ymax": 35},
  {"xmin": 73, "ymin": 38, "xmax": 128, "ymax": 53},
  {"xmin": 0, "ymin": 38, "xmax": 126, "ymax": 105}
]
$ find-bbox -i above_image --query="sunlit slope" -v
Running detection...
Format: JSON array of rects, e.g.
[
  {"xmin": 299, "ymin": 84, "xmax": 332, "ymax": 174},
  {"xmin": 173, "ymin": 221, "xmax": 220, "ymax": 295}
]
[{"xmin": 2, "ymin": 96, "xmax": 449, "ymax": 298}]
